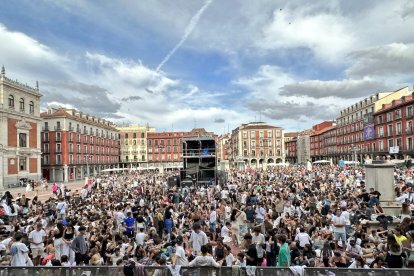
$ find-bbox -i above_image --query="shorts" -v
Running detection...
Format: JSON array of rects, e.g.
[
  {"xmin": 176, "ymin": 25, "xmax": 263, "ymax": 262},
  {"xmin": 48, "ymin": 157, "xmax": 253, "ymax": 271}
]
[
  {"xmin": 31, "ymin": 248, "xmax": 44, "ymax": 258},
  {"xmin": 75, "ymin": 252, "xmax": 87, "ymax": 265},
  {"xmin": 334, "ymin": 232, "xmax": 347, "ymax": 242}
]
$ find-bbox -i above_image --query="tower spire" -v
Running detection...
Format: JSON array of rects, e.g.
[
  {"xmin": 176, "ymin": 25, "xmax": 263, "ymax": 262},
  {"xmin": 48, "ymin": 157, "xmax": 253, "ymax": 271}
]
[{"xmin": 36, "ymin": 80, "xmax": 39, "ymax": 90}]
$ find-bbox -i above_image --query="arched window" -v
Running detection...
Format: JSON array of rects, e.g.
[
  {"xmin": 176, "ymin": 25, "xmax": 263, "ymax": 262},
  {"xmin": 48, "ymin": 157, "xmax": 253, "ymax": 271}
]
[
  {"xmin": 8, "ymin": 95, "xmax": 14, "ymax": 108},
  {"xmin": 29, "ymin": 101, "xmax": 34, "ymax": 113},
  {"xmin": 19, "ymin": 98, "xmax": 25, "ymax": 111}
]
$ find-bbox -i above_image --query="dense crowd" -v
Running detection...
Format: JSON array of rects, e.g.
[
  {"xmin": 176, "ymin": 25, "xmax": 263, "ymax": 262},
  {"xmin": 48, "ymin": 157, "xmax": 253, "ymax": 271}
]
[{"xmin": 0, "ymin": 163, "xmax": 414, "ymax": 273}]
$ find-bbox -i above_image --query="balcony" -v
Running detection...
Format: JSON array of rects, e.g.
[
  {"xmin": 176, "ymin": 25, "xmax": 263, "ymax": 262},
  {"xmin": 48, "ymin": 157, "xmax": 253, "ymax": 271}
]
[
  {"xmin": 69, "ymin": 126, "xmax": 74, "ymax": 132},
  {"xmin": 396, "ymin": 130, "xmax": 402, "ymax": 136},
  {"xmin": 55, "ymin": 160, "xmax": 62, "ymax": 165},
  {"xmin": 42, "ymin": 126, "xmax": 49, "ymax": 131},
  {"xmin": 43, "ymin": 149, "xmax": 49, "ymax": 154},
  {"xmin": 54, "ymin": 126, "xmax": 61, "ymax": 131},
  {"xmin": 43, "ymin": 137, "xmax": 50, "ymax": 142}
]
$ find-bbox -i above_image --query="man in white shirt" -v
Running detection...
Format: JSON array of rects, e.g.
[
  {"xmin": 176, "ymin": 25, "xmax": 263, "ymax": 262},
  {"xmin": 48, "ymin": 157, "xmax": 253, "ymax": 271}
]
[
  {"xmin": 10, "ymin": 233, "xmax": 29, "ymax": 266},
  {"xmin": 189, "ymin": 224, "xmax": 208, "ymax": 256},
  {"xmin": 255, "ymin": 203, "xmax": 265, "ymax": 224},
  {"xmin": 56, "ymin": 198, "xmax": 67, "ymax": 220},
  {"xmin": 252, "ymin": 226, "xmax": 265, "ymax": 265},
  {"xmin": 209, "ymin": 206, "xmax": 217, "ymax": 239},
  {"xmin": 135, "ymin": 228, "xmax": 147, "ymax": 246},
  {"xmin": 332, "ymin": 209, "xmax": 347, "ymax": 251},
  {"xmin": 28, "ymin": 223, "xmax": 46, "ymax": 266},
  {"xmin": 295, "ymin": 227, "xmax": 311, "ymax": 249},
  {"xmin": 340, "ymin": 206, "xmax": 351, "ymax": 235},
  {"xmin": 224, "ymin": 203, "xmax": 232, "ymax": 223},
  {"xmin": 172, "ymin": 236, "xmax": 189, "ymax": 266}
]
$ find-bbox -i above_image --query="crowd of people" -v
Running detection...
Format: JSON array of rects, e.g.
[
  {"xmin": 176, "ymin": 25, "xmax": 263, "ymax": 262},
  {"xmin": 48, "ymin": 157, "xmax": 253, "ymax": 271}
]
[{"xmin": 0, "ymin": 163, "xmax": 414, "ymax": 273}]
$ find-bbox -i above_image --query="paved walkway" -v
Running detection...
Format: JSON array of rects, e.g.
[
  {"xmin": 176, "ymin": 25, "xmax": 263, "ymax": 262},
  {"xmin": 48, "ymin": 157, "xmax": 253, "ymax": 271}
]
[{"xmin": 5, "ymin": 180, "xmax": 86, "ymax": 202}]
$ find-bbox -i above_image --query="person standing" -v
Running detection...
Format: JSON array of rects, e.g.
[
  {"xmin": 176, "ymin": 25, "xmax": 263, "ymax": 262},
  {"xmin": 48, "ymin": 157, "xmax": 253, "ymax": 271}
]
[
  {"xmin": 332, "ymin": 208, "xmax": 347, "ymax": 251},
  {"xmin": 70, "ymin": 226, "xmax": 88, "ymax": 266},
  {"xmin": 209, "ymin": 206, "xmax": 217, "ymax": 241},
  {"xmin": 252, "ymin": 226, "xmax": 265, "ymax": 266},
  {"xmin": 189, "ymin": 224, "xmax": 208, "ymax": 256},
  {"xmin": 244, "ymin": 233, "xmax": 258, "ymax": 266},
  {"xmin": 277, "ymin": 235, "xmax": 290, "ymax": 267},
  {"xmin": 28, "ymin": 223, "xmax": 46, "ymax": 266},
  {"xmin": 10, "ymin": 233, "xmax": 29, "ymax": 266}
]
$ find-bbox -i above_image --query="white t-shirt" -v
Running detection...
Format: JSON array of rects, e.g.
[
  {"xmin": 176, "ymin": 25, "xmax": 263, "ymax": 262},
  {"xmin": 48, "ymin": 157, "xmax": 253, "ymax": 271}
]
[
  {"xmin": 225, "ymin": 206, "xmax": 231, "ymax": 220},
  {"xmin": 29, "ymin": 229, "xmax": 46, "ymax": 249},
  {"xmin": 174, "ymin": 245, "xmax": 189, "ymax": 266},
  {"xmin": 209, "ymin": 211, "xmax": 217, "ymax": 224},
  {"xmin": 56, "ymin": 202, "xmax": 67, "ymax": 215},
  {"xmin": 252, "ymin": 233, "xmax": 265, "ymax": 258},
  {"xmin": 332, "ymin": 215, "xmax": 346, "ymax": 233},
  {"xmin": 341, "ymin": 211, "xmax": 351, "ymax": 226},
  {"xmin": 10, "ymin": 242, "xmax": 29, "ymax": 266},
  {"xmin": 221, "ymin": 225, "xmax": 230, "ymax": 238},
  {"xmin": 135, "ymin": 232, "xmax": 146, "ymax": 246},
  {"xmin": 190, "ymin": 231, "xmax": 208, "ymax": 255},
  {"xmin": 295, "ymin": 232, "xmax": 311, "ymax": 248}
]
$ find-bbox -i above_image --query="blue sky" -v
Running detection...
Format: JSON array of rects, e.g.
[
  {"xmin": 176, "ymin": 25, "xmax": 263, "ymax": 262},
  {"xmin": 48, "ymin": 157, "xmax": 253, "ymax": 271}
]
[{"xmin": 1, "ymin": 0, "xmax": 414, "ymax": 133}]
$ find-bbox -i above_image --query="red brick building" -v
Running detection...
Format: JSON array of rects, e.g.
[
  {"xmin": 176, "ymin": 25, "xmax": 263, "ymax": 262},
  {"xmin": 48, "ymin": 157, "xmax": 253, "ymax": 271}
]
[
  {"xmin": 374, "ymin": 94, "xmax": 414, "ymax": 159},
  {"xmin": 284, "ymin": 132, "xmax": 298, "ymax": 163},
  {"xmin": 310, "ymin": 121, "xmax": 336, "ymax": 161},
  {"xmin": 0, "ymin": 67, "xmax": 42, "ymax": 188},
  {"xmin": 40, "ymin": 107, "xmax": 119, "ymax": 182}
]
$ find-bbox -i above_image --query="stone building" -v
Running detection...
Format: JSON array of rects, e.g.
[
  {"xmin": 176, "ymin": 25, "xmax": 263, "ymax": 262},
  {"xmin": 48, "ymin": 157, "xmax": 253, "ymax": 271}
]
[{"xmin": 0, "ymin": 66, "xmax": 42, "ymax": 189}]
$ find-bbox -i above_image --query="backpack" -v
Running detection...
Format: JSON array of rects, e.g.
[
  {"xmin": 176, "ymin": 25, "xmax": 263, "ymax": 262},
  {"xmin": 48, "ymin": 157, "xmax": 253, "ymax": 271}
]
[{"xmin": 123, "ymin": 260, "xmax": 135, "ymax": 276}]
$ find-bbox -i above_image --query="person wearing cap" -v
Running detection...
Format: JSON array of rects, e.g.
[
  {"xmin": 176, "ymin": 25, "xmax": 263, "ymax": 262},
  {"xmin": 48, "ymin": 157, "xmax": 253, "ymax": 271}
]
[
  {"xmin": 171, "ymin": 235, "xmax": 189, "ymax": 266},
  {"xmin": 70, "ymin": 226, "xmax": 88, "ymax": 266},
  {"xmin": 28, "ymin": 223, "xmax": 46, "ymax": 266}
]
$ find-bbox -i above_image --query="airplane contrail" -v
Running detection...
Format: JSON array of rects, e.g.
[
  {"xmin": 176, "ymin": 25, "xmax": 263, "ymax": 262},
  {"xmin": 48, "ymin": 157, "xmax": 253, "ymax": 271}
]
[{"xmin": 155, "ymin": 0, "xmax": 214, "ymax": 73}]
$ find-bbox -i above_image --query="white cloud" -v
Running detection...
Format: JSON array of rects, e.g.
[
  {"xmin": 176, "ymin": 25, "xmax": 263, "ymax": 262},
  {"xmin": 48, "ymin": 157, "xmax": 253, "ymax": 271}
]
[
  {"xmin": 258, "ymin": 8, "xmax": 355, "ymax": 63},
  {"xmin": 280, "ymin": 78, "xmax": 388, "ymax": 99},
  {"xmin": 346, "ymin": 43, "xmax": 414, "ymax": 78}
]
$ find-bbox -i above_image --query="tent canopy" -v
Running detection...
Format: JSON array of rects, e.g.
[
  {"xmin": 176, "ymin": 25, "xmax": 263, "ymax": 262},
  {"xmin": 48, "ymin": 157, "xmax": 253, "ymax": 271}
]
[{"xmin": 312, "ymin": 160, "xmax": 330, "ymax": 164}]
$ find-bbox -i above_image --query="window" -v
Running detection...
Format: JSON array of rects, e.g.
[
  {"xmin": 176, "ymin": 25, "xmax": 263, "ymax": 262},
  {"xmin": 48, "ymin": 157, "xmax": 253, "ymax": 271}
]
[
  {"xmin": 407, "ymin": 106, "xmax": 413, "ymax": 117},
  {"xmin": 267, "ymin": 131, "xmax": 272, "ymax": 138},
  {"xmin": 8, "ymin": 95, "xmax": 14, "ymax": 108},
  {"xmin": 133, "ymin": 133, "xmax": 137, "ymax": 139},
  {"xmin": 56, "ymin": 143, "xmax": 61, "ymax": 153},
  {"xmin": 19, "ymin": 133, "xmax": 27, "ymax": 147},
  {"xmin": 387, "ymin": 112, "xmax": 393, "ymax": 122},
  {"xmin": 29, "ymin": 101, "xmax": 34, "ymax": 113},
  {"xmin": 408, "ymin": 137, "xmax": 413, "ymax": 150},
  {"xmin": 19, "ymin": 157, "xmax": 27, "ymax": 171},
  {"xmin": 243, "ymin": 131, "xmax": 247, "ymax": 139},
  {"xmin": 56, "ymin": 155, "xmax": 62, "ymax": 165},
  {"xmin": 388, "ymin": 125, "xmax": 393, "ymax": 136},
  {"xmin": 141, "ymin": 133, "xmax": 145, "ymax": 138},
  {"xmin": 388, "ymin": 139, "xmax": 394, "ymax": 148},
  {"xmin": 19, "ymin": 98, "xmax": 24, "ymax": 111}
]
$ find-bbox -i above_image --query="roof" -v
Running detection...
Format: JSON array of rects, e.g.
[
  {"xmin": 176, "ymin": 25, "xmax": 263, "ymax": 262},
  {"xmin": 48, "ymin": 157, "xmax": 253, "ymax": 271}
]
[
  {"xmin": 284, "ymin": 132, "xmax": 299, "ymax": 137},
  {"xmin": 376, "ymin": 95, "xmax": 414, "ymax": 114},
  {"xmin": 40, "ymin": 107, "xmax": 118, "ymax": 131}
]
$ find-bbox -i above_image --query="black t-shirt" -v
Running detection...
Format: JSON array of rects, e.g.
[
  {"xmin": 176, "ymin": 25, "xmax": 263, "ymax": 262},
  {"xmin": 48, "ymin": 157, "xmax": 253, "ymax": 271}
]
[{"xmin": 246, "ymin": 244, "xmax": 258, "ymax": 266}]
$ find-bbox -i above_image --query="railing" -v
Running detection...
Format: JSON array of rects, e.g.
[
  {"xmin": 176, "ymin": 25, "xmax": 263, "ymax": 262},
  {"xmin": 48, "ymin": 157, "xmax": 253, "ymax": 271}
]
[{"xmin": 0, "ymin": 266, "xmax": 412, "ymax": 276}]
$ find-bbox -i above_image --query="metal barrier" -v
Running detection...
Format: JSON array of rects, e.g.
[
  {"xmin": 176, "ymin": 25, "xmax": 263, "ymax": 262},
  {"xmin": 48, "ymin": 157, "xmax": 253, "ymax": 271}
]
[
  {"xmin": 0, "ymin": 267, "xmax": 413, "ymax": 276},
  {"xmin": 0, "ymin": 266, "xmax": 294, "ymax": 276},
  {"xmin": 304, "ymin": 268, "xmax": 414, "ymax": 276}
]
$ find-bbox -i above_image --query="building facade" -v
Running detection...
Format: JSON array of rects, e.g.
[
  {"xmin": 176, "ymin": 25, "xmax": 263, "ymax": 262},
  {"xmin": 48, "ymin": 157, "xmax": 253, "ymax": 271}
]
[
  {"xmin": 335, "ymin": 87, "xmax": 413, "ymax": 163},
  {"xmin": 374, "ymin": 94, "xmax": 414, "ymax": 159},
  {"xmin": 309, "ymin": 121, "xmax": 336, "ymax": 161},
  {"xmin": 40, "ymin": 107, "xmax": 119, "ymax": 182},
  {"xmin": 284, "ymin": 132, "xmax": 298, "ymax": 164},
  {"xmin": 117, "ymin": 125, "xmax": 155, "ymax": 168},
  {"xmin": 0, "ymin": 67, "xmax": 42, "ymax": 189},
  {"xmin": 230, "ymin": 122, "xmax": 285, "ymax": 168}
]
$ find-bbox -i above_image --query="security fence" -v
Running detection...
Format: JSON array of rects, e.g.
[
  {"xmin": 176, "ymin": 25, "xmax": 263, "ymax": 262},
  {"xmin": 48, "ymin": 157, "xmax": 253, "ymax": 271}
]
[{"xmin": 0, "ymin": 267, "xmax": 413, "ymax": 276}]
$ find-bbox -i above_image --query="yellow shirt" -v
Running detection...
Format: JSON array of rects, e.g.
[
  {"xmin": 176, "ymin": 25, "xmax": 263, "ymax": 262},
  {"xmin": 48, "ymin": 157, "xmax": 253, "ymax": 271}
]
[{"xmin": 394, "ymin": 234, "xmax": 407, "ymax": 245}]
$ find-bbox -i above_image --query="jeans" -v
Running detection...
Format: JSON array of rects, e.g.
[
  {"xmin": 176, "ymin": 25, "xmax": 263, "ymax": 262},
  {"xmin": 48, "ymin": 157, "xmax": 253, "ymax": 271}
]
[{"xmin": 164, "ymin": 219, "xmax": 173, "ymax": 234}]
